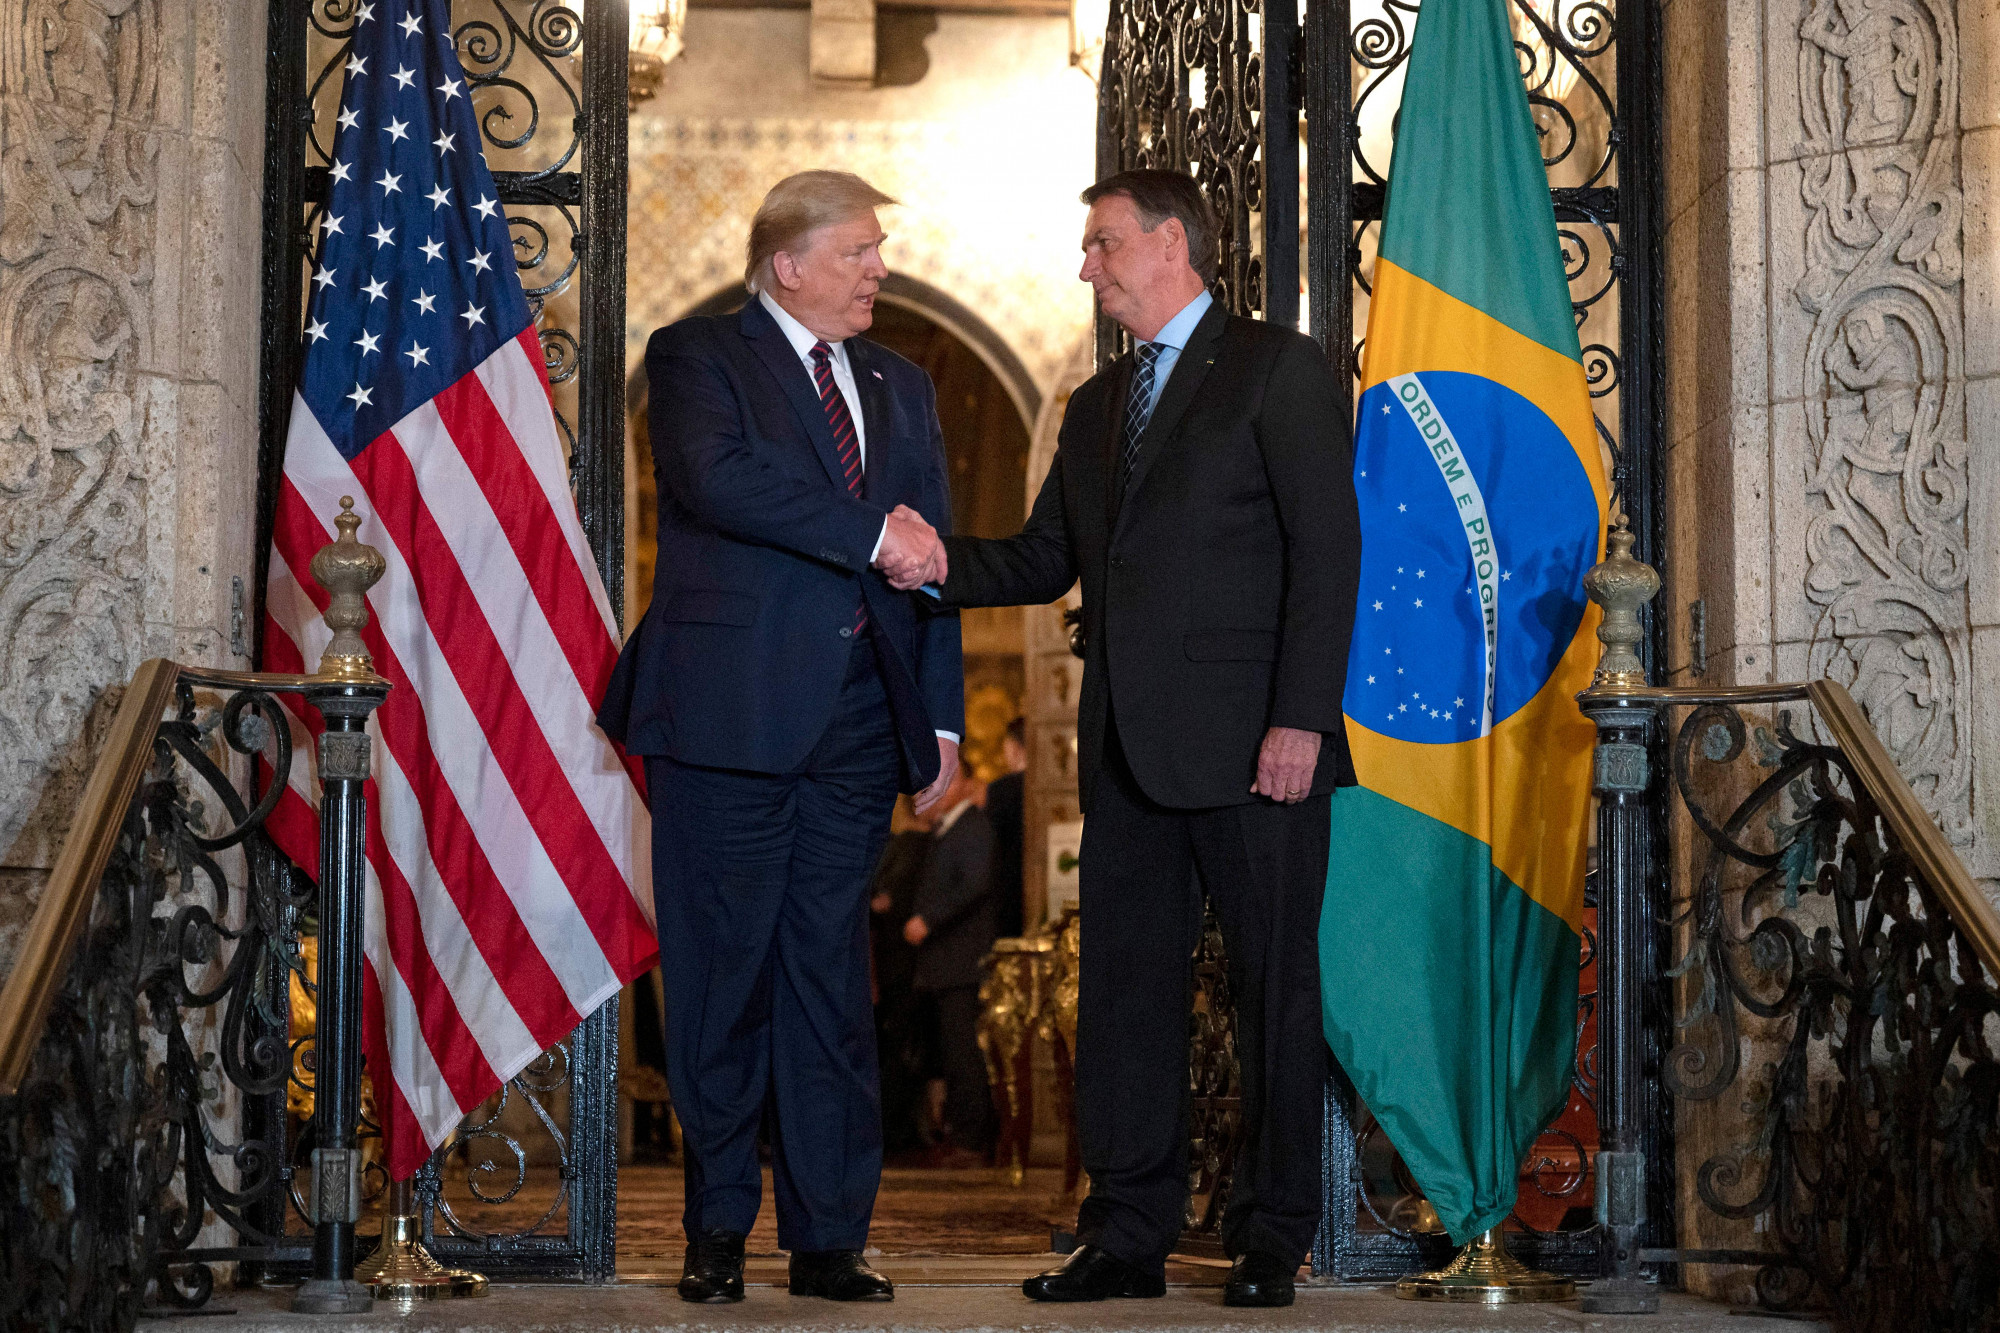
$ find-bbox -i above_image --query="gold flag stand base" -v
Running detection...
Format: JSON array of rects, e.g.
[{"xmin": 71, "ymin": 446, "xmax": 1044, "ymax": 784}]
[
  {"xmin": 354, "ymin": 1179, "xmax": 488, "ymax": 1301},
  {"xmin": 1394, "ymin": 1227, "xmax": 1577, "ymax": 1304}
]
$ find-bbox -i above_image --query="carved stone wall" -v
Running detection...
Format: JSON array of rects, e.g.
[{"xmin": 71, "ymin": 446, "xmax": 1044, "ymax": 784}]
[
  {"xmin": 0, "ymin": 0, "xmax": 267, "ymax": 975},
  {"xmin": 1662, "ymin": 0, "xmax": 1999, "ymax": 901}
]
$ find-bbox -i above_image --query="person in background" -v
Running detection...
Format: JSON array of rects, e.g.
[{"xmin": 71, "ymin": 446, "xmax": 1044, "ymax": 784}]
[
  {"xmin": 985, "ymin": 718, "xmax": 1028, "ymax": 941},
  {"xmin": 904, "ymin": 758, "xmax": 997, "ymax": 1164},
  {"xmin": 869, "ymin": 802, "xmax": 935, "ymax": 1155}
]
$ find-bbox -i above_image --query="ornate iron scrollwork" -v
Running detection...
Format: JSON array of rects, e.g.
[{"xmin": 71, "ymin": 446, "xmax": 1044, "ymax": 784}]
[
  {"xmin": 0, "ymin": 682, "xmax": 328, "ymax": 1322},
  {"xmin": 1662, "ymin": 696, "xmax": 2000, "ymax": 1325}
]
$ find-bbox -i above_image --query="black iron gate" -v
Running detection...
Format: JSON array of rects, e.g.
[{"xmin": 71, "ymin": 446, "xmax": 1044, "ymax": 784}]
[
  {"xmin": 251, "ymin": 0, "xmax": 629, "ymax": 1281},
  {"xmin": 1095, "ymin": 0, "xmax": 1670, "ymax": 1281}
]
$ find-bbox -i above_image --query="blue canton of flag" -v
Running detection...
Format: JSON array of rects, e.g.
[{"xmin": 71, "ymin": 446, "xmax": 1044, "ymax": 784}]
[{"xmin": 301, "ymin": 0, "xmax": 531, "ymax": 456}]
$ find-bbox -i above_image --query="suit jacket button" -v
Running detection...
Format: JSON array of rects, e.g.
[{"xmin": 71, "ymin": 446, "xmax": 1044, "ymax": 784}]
[{"xmin": 839, "ymin": 627, "xmax": 853, "ymax": 638}]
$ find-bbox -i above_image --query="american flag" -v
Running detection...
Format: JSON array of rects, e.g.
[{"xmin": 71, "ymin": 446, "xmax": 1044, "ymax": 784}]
[{"xmin": 264, "ymin": 0, "xmax": 657, "ymax": 1180}]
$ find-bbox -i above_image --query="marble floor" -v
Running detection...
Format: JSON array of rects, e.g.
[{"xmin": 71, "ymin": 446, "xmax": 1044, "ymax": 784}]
[
  {"xmin": 140, "ymin": 1281, "xmax": 1829, "ymax": 1332},
  {"xmin": 617, "ymin": 1165, "xmax": 1076, "ymax": 1262}
]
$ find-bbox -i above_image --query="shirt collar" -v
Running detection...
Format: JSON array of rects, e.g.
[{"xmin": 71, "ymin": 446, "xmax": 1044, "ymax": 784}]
[
  {"xmin": 933, "ymin": 798, "xmax": 976, "ymax": 836},
  {"xmin": 1146, "ymin": 288, "xmax": 1213, "ymax": 354},
  {"xmin": 759, "ymin": 289, "xmax": 845, "ymax": 365}
]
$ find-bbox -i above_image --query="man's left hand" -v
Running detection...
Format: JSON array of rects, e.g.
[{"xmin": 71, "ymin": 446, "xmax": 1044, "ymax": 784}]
[
  {"xmin": 914, "ymin": 736, "xmax": 959, "ymax": 815},
  {"xmin": 1251, "ymin": 726, "xmax": 1321, "ymax": 804}
]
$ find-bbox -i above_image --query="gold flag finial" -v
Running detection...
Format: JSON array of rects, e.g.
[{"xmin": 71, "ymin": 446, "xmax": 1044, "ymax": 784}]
[{"xmin": 310, "ymin": 496, "xmax": 389, "ymax": 685}]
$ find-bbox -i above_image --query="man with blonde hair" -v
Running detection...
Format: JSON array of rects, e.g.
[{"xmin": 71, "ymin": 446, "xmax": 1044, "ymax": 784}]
[{"xmin": 600, "ymin": 168, "xmax": 961, "ymax": 1305}]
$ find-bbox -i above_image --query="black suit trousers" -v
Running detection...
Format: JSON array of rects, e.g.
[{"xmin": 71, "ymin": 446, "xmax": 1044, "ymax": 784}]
[
  {"xmin": 1074, "ymin": 724, "xmax": 1330, "ymax": 1273},
  {"xmin": 645, "ymin": 637, "xmax": 900, "ymax": 1252}
]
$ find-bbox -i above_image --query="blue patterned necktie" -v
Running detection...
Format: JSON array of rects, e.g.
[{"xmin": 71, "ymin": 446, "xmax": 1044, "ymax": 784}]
[{"xmin": 1119, "ymin": 341, "xmax": 1164, "ymax": 495}]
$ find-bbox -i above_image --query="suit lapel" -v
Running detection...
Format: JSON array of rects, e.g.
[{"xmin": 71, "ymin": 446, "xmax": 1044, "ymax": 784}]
[
  {"xmin": 1102, "ymin": 356, "xmax": 1133, "ymax": 534},
  {"xmin": 739, "ymin": 299, "xmax": 849, "ymax": 491},
  {"xmin": 849, "ymin": 338, "xmax": 895, "ymax": 504},
  {"xmin": 1115, "ymin": 300, "xmax": 1227, "ymax": 536}
]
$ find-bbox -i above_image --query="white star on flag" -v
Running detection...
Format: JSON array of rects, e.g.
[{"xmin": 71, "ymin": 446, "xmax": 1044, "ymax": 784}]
[
  {"xmin": 346, "ymin": 382, "xmax": 372, "ymax": 407},
  {"xmin": 397, "ymin": 11, "xmax": 421, "ymax": 36},
  {"xmin": 376, "ymin": 169, "xmax": 402, "ymax": 194},
  {"xmin": 354, "ymin": 329, "xmax": 381, "ymax": 355},
  {"xmin": 370, "ymin": 223, "xmax": 395, "ymax": 247},
  {"xmin": 313, "ymin": 265, "xmax": 337, "ymax": 289},
  {"xmin": 392, "ymin": 66, "xmax": 416, "ymax": 90},
  {"xmin": 337, "ymin": 105, "xmax": 360, "ymax": 131},
  {"xmin": 427, "ymin": 184, "xmax": 451, "ymax": 209},
  {"xmin": 404, "ymin": 342, "xmax": 430, "ymax": 366},
  {"xmin": 473, "ymin": 195, "xmax": 498, "ymax": 220},
  {"xmin": 420, "ymin": 236, "xmax": 444, "ymax": 261},
  {"xmin": 411, "ymin": 289, "xmax": 436, "ymax": 314},
  {"xmin": 361, "ymin": 276, "xmax": 388, "ymax": 301},
  {"xmin": 305, "ymin": 318, "xmax": 328, "ymax": 342},
  {"xmin": 460, "ymin": 302, "xmax": 485, "ymax": 327},
  {"xmin": 385, "ymin": 116, "xmax": 410, "ymax": 141},
  {"xmin": 467, "ymin": 250, "xmax": 491, "ymax": 273}
]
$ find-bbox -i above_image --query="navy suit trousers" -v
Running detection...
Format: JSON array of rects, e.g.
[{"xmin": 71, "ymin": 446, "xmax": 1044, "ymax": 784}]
[{"xmin": 647, "ymin": 637, "xmax": 901, "ymax": 1252}]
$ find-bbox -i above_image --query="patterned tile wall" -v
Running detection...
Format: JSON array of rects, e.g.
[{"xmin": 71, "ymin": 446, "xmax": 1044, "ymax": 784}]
[{"xmin": 626, "ymin": 115, "xmax": 1095, "ymax": 395}]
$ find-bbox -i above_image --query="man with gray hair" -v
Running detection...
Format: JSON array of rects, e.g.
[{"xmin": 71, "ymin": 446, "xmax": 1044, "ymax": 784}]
[{"xmin": 599, "ymin": 168, "xmax": 962, "ymax": 1305}]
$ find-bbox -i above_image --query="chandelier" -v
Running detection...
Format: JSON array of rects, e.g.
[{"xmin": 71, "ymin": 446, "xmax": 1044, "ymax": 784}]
[
  {"xmin": 1069, "ymin": 0, "xmax": 1110, "ymax": 82},
  {"xmin": 562, "ymin": 0, "xmax": 687, "ymax": 111},
  {"xmin": 628, "ymin": 0, "xmax": 688, "ymax": 111}
]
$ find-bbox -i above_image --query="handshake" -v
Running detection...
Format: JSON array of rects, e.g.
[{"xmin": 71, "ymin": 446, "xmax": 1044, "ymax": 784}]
[{"xmin": 873, "ymin": 504, "xmax": 947, "ymax": 592}]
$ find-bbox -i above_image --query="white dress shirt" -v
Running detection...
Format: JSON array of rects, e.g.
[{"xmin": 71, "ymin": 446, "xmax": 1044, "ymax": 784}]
[
  {"xmin": 760, "ymin": 290, "xmax": 869, "ymax": 468},
  {"xmin": 758, "ymin": 291, "xmax": 959, "ymax": 746}
]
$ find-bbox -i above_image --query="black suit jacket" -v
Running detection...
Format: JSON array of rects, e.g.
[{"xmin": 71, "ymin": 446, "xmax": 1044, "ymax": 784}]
[
  {"xmin": 939, "ymin": 300, "xmax": 1361, "ymax": 812},
  {"xmin": 911, "ymin": 804, "xmax": 996, "ymax": 992},
  {"xmin": 984, "ymin": 770, "xmax": 1025, "ymax": 939},
  {"xmin": 597, "ymin": 299, "xmax": 965, "ymax": 791}
]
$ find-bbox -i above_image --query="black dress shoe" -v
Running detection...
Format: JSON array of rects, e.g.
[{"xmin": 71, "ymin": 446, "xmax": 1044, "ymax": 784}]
[
  {"xmin": 1223, "ymin": 1251, "xmax": 1297, "ymax": 1307},
  {"xmin": 789, "ymin": 1250, "xmax": 894, "ymax": 1301},
  {"xmin": 1022, "ymin": 1245, "xmax": 1166, "ymax": 1301},
  {"xmin": 678, "ymin": 1227, "xmax": 746, "ymax": 1303}
]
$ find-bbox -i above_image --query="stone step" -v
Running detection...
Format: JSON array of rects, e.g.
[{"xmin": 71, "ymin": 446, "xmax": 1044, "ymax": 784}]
[{"xmin": 141, "ymin": 1260, "xmax": 1830, "ymax": 1333}]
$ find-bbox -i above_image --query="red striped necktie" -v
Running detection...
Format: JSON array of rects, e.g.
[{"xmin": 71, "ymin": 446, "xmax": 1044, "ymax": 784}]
[{"xmin": 810, "ymin": 340, "xmax": 868, "ymax": 636}]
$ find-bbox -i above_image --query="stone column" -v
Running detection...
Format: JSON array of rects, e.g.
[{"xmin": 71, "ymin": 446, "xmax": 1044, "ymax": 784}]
[
  {"xmin": 0, "ymin": 0, "xmax": 267, "ymax": 974},
  {"xmin": 1662, "ymin": 0, "xmax": 1998, "ymax": 903}
]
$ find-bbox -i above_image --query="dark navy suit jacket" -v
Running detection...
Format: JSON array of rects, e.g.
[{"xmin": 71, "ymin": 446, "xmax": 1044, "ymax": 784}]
[{"xmin": 598, "ymin": 297, "xmax": 964, "ymax": 792}]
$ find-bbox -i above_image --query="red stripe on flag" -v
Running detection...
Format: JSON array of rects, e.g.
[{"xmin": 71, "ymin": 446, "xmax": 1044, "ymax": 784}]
[
  {"xmin": 363, "ymin": 962, "xmax": 431, "ymax": 1182},
  {"xmin": 273, "ymin": 480, "xmax": 587, "ymax": 1048},
  {"xmin": 340, "ymin": 439, "xmax": 656, "ymax": 968},
  {"xmin": 430, "ymin": 369, "xmax": 619, "ymax": 698},
  {"xmin": 264, "ymin": 610, "xmax": 521, "ymax": 1110}
]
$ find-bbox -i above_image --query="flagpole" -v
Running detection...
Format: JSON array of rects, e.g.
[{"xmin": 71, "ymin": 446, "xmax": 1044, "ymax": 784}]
[{"xmin": 352, "ymin": 1171, "xmax": 488, "ymax": 1301}]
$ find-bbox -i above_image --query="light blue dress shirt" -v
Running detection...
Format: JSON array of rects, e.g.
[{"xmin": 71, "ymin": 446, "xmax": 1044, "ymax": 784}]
[{"xmin": 1137, "ymin": 289, "xmax": 1214, "ymax": 417}]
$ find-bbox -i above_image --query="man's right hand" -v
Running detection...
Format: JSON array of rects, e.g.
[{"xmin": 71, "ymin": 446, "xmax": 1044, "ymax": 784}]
[{"xmin": 874, "ymin": 504, "xmax": 947, "ymax": 590}]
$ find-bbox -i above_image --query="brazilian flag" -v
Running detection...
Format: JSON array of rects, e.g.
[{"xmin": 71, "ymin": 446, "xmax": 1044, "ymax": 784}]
[{"xmin": 1320, "ymin": 0, "xmax": 1608, "ymax": 1243}]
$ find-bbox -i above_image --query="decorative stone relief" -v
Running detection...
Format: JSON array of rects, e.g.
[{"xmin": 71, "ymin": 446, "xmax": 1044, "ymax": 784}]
[
  {"xmin": 0, "ymin": 0, "xmax": 159, "ymax": 864},
  {"xmin": 1794, "ymin": 0, "xmax": 1972, "ymax": 844}
]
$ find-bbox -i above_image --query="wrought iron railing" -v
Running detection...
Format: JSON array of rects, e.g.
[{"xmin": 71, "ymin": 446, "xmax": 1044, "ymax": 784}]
[
  {"xmin": 0, "ymin": 504, "xmax": 392, "ymax": 1327},
  {"xmin": 1577, "ymin": 522, "xmax": 2000, "ymax": 1329}
]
